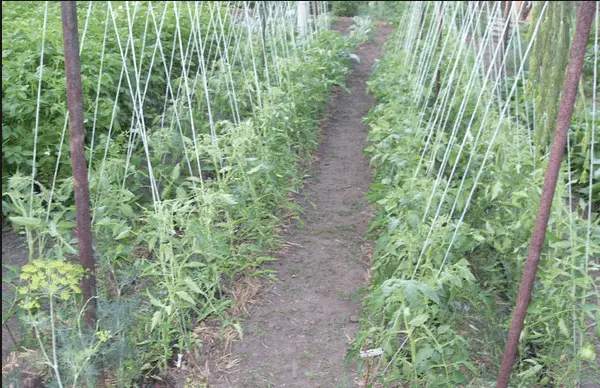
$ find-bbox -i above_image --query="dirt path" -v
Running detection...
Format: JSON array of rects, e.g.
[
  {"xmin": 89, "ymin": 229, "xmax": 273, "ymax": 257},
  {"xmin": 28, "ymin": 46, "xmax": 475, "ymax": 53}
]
[{"xmin": 210, "ymin": 21, "xmax": 392, "ymax": 388}]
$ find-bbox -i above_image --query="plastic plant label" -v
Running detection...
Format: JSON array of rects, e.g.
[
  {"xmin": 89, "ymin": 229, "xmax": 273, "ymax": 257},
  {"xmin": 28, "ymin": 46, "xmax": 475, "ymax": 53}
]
[{"xmin": 360, "ymin": 348, "xmax": 384, "ymax": 358}]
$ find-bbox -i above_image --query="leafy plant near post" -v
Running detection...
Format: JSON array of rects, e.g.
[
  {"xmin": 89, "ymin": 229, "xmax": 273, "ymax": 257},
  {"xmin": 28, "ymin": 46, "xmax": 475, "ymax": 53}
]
[
  {"xmin": 2, "ymin": 3, "xmax": 373, "ymax": 385},
  {"xmin": 526, "ymin": 1, "xmax": 599, "ymax": 201},
  {"xmin": 353, "ymin": 5, "xmax": 599, "ymax": 387},
  {"xmin": 18, "ymin": 259, "xmax": 110, "ymax": 388},
  {"xmin": 330, "ymin": 1, "xmax": 365, "ymax": 17},
  {"xmin": 1, "ymin": 1, "xmax": 229, "ymax": 201},
  {"xmin": 526, "ymin": 1, "xmax": 575, "ymax": 155}
]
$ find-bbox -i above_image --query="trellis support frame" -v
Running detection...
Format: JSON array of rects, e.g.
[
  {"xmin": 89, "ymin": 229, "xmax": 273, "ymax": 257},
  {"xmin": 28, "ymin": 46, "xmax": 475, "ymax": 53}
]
[{"xmin": 496, "ymin": 2, "xmax": 597, "ymax": 387}]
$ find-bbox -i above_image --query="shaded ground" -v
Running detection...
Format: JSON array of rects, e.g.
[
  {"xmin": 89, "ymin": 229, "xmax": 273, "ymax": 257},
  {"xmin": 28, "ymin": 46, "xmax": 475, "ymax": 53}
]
[
  {"xmin": 1, "ymin": 230, "xmax": 37, "ymax": 386},
  {"xmin": 2, "ymin": 230, "xmax": 27, "ymax": 361},
  {"xmin": 208, "ymin": 20, "xmax": 393, "ymax": 388}
]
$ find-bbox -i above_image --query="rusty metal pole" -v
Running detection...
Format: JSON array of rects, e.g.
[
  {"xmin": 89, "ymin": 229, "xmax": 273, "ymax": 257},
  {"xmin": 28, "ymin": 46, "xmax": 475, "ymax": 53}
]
[
  {"xmin": 496, "ymin": 2, "xmax": 596, "ymax": 387},
  {"xmin": 61, "ymin": 0, "xmax": 97, "ymax": 328},
  {"xmin": 520, "ymin": 1, "xmax": 532, "ymax": 22},
  {"xmin": 261, "ymin": 1, "xmax": 269, "ymax": 75},
  {"xmin": 500, "ymin": 0, "xmax": 512, "ymax": 67}
]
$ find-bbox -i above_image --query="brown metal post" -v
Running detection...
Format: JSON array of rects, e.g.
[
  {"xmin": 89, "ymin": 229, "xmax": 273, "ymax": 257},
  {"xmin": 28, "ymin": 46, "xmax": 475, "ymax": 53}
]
[
  {"xmin": 61, "ymin": 0, "xmax": 97, "ymax": 328},
  {"xmin": 261, "ymin": 1, "xmax": 268, "ymax": 75},
  {"xmin": 495, "ymin": 2, "xmax": 596, "ymax": 387},
  {"xmin": 520, "ymin": 1, "xmax": 532, "ymax": 22},
  {"xmin": 501, "ymin": 0, "xmax": 512, "ymax": 60}
]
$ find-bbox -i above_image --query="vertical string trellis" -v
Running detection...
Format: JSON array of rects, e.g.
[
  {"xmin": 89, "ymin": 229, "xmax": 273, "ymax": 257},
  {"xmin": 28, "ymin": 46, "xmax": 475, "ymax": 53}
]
[
  {"xmin": 2, "ymin": 2, "xmax": 348, "ymax": 385},
  {"xmin": 367, "ymin": 2, "xmax": 599, "ymax": 386}
]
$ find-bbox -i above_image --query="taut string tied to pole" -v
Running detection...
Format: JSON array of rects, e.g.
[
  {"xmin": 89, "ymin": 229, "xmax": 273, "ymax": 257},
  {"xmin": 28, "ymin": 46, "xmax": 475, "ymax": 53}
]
[{"xmin": 495, "ymin": 2, "xmax": 597, "ymax": 387}]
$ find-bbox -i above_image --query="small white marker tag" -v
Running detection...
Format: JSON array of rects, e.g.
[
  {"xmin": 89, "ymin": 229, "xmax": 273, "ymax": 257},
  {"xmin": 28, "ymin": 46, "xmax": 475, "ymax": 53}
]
[{"xmin": 360, "ymin": 348, "xmax": 384, "ymax": 358}]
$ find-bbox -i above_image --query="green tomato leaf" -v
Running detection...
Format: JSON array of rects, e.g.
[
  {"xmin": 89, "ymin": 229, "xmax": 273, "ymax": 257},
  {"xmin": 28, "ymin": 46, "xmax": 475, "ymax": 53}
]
[
  {"xmin": 184, "ymin": 277, "xmax": 203, "ymax": 295},
  {"xmin": 9, "ymin": 216, "xmax": 41, "ymax": 228},
  {"xmin": 150, "ymin": 310, "xmax": 162, "ymax": 332},
  {"xmin": 558, "ymin": 318, "xmax": 569, "ymax": 338},
  {"xmin": 518, "ymin": 361, "xmax": 543, "ymax": 379},
  {"xmin": 578, "ymin": 343, "xmax": 596, "ymax": 361},
  {"xmin": 408, "ymin": 313, "xmax": 429, "ymax": 327},
  {"xmin": 176, "ymin": 291, "xmax": 196, "ymax": 306},
  {"xmin": 171, "ymin": 163, "xmax": 181, "ymax": 181}
]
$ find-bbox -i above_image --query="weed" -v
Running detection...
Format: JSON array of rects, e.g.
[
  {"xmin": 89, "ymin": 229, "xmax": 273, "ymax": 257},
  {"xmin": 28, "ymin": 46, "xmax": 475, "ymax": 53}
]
[
  {"xmin": 337, "ymin": 291, "xmax": 349, "ymax": 302},
  {"xmin": 335, "ymin": 224, "xmax": 357, "ymax": 232},
  {"xmin": 305, "ymin": 370, "xmax": 328, "ymax": 381}
]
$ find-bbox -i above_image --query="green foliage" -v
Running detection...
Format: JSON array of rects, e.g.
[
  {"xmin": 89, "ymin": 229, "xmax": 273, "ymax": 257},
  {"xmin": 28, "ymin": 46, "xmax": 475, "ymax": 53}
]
[
  {"xmin": 362, "ymin": 1, "xmax": 406, "ymax": 23},
  {"xmin": 3, "ymin": 4, "xmax": 369, "ymax": 385},
  {"xmin": 331, "ymin": 1, "xmax": 365, "ymax": 17},
  {"xmin": 1, "ymin": 1, "xmax": 229, "ymax": 201},
  {"xmin": 8, "ymin": 257, "xmax": 110, "ymax": 388},
  {"xmin": 18, "ymin": 259, "xmax": 85, "ymax": 310},
  {"xmin": 527, "ymin": 1, "xmax": 576, "ymax": 155},
  {"xmin": 525, "ymin": 1, "xmax": 599, "ymax": 204},
  {"xmin": 354, "ymin": 15, "xmax": 600, "ymax": 387},
  {"xmin": 347, "ymin": 16, "xmax": 375, "ymax": 45}
]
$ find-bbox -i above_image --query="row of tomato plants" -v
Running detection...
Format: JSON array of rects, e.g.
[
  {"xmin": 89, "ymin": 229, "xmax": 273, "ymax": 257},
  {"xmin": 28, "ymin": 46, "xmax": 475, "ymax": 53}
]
[
  {"xmin": 351, "ymin": 19, "xmax": 599, "ymax": 387},
  {"xmin": 3, "ymin": 5, "xmax": 371, "ymax": 386},
  {"xmin": 2, "ymin": 1, "xmax": 230, "ymax": 199}
]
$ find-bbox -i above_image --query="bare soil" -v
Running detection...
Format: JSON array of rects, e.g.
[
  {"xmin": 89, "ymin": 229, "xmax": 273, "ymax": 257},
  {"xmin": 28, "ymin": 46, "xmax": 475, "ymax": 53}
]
[
  {"xmin": 2, "ymin": 230, "xmax": 27, "ymax": 359},
  {"xmin": 208, "ymin": 20, "xmax": 393, "ymax": 388},
  {"xmin": 2, "ymin": 229, "xmax": 32, "ymax": 385}
]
